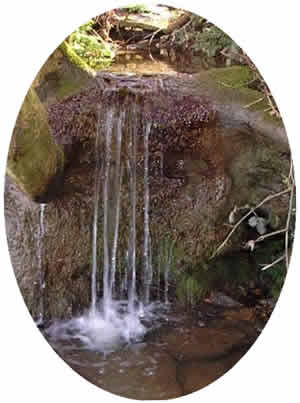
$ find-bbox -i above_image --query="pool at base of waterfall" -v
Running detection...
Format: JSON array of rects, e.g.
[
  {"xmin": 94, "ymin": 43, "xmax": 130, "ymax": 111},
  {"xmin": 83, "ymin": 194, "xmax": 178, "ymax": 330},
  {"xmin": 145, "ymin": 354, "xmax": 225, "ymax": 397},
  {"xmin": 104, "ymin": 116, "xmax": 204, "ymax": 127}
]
[{"xmin": 44, "ymin": 302, "xmax": 257, "ymax": 399}]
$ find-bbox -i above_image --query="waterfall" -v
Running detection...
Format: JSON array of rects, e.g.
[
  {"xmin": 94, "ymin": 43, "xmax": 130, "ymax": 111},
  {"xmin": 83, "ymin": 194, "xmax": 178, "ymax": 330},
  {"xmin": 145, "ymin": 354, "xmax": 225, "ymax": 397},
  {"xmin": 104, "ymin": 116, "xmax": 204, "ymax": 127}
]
[
  {"xmin": 143, "ymin": 122, "xmax": 153, "ymax": 305},
  {"xmin": 101, "ymin": 107, "xmax": 114, "ymax": 317},
  {"xmin": 127, "ymin": 102, "xmax": 138, "ymax": 315},
  {"xmin": 37, "ymin": 203, "xmax": 46, "ymax": 325},
  {"xmin": 46, "ymin": 88, "xmax": 173, "ymax": 352}
]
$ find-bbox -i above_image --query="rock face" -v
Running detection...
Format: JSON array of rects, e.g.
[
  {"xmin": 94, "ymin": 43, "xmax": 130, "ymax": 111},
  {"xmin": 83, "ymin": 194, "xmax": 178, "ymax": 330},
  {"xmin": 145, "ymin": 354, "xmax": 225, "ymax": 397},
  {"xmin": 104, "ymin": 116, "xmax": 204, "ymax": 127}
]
[
  {"xmin": 6, "ymin": 88, "xmax": 64, "ymax": 202},
  {"xmin": 4, "ymin": 68, "xmax": 291, "ymax": 321},
  {"xmin": 33, "ymin": 44, "xmax": 95, "ymax": 107}
]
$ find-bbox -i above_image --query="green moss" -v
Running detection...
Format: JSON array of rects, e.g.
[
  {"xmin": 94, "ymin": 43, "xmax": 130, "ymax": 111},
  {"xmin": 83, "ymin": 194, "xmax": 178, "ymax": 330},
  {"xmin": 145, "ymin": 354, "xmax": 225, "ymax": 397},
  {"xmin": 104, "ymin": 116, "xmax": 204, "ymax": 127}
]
[
  {"xmin": 7, "ymin": 88, "xmax": 64, "ymax": 200},
  {"xmin": 173, "ymin": 250, "xmax": 260, "ymax": 306},
  {"xmin": 176, "ymin": 271, "xmax": 211, "ymax": 305},
  {"xmin": 60, "ymin": 41, "xmax": 95, "ymax": 76},
  {"xmin": 195, "ymin": 66, "xmax": 284, "ymax": 126},
  {"xmin": 55, "ymin": 77, "xmax": 87, "ymax": 99},
  {"xmin": 122, "ymin": 4, "xmax": 151, "ymax": 13},
  {"xmin": 214, "ymin": 65, "xmax": 254, "ymax": 88}
]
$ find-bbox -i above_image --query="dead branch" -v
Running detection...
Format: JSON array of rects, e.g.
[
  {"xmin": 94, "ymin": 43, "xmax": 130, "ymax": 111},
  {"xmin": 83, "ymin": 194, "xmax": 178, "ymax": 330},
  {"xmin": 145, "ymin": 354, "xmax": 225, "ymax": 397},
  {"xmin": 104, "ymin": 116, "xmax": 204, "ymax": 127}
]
[
  {"xmin": 244, "ymin": 96, "xmax": 265, "ymax": 109},
  {"xmin": 285, "ymin": 163, "xmax": 295, "ymax": 268},
  {"xmin": 211, "ymin": 187, "xmax": 292, "ymax": 260},
  {"xmin": 260, "ymin": 255, "xmax": 285, "ymax": 271}
]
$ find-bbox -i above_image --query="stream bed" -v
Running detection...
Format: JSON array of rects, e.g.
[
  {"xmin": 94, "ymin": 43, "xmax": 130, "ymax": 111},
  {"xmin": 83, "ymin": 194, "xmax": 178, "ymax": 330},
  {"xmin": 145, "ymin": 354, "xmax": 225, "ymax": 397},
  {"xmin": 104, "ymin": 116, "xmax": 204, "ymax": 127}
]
[{"xmin": 44, "ymin": 302, "xmax": 257, "ymax": 399}]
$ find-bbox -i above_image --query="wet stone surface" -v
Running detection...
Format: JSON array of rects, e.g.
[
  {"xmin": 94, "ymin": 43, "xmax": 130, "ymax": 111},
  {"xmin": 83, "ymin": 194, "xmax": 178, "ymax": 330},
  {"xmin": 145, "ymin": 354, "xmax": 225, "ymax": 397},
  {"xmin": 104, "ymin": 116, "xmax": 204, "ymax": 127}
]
[{"xmin": 47, "ymin": 306, "xmax": 257, "ymax": 399}]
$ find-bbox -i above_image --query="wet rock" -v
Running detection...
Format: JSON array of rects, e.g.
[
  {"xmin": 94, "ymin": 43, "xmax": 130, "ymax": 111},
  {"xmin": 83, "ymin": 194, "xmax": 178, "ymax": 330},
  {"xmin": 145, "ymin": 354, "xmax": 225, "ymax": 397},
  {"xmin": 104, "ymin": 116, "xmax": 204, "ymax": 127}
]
[
  {"xmin": 5, "ymin": 161, "xmax": 94, "ymax": 320},
  {"xmin": 209, "ymin": 292, "xmax": 243, "ymax": 308},
  {"xmin": 160, "ymin": 325, "xmax": 246, "ymax": 361},
  {"xmin": 177, "ymin": 342, "xmax": 251, "ymax": 395},
  {"xmin": 223, "ymin": 307, "xmax": 256, "ymax": 322},
  {"xmin": 177, "ymin": 359, "xmax": 228, "ymax": 394}
]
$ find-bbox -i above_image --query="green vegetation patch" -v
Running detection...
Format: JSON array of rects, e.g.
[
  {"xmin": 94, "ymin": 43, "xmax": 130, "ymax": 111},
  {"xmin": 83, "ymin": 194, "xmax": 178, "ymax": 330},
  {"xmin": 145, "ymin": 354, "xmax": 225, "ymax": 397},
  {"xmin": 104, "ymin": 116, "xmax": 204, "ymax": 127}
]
[
  {"xmin": 67, "ymin": 21, "xmax": 116, "ymax": 70},
  {"xmin": 122, "ymin": 4, "xmax": 151, "ymax": 13}
]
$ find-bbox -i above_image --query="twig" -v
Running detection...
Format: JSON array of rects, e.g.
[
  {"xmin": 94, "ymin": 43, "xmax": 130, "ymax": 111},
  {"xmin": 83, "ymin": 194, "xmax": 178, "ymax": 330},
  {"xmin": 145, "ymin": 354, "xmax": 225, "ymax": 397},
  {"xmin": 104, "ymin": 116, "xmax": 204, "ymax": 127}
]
[
  {"xmin": 244, "ymin": 96, "xmax": 265, "ymax": 109},
  {"xmin": 254, "ymin": 228, "xmax": 287, "ymax": 244},
  {"xmin": 218, "ymin": 77, "xmax": 257, "ymax": 89},
  {"xmin": 148, "ymin": 28, "xmax": 162, "ymax": 61},
  {"xmin": 210, "ymin": 188, "xmax": 291, "ymax": 259},
  {"xmin": 285, "ymin": 164, "xmax": 295, "ymax": 269},
  {"xmin": 260, "ymin": 255, "xmax": 285, "ymax": 271}
]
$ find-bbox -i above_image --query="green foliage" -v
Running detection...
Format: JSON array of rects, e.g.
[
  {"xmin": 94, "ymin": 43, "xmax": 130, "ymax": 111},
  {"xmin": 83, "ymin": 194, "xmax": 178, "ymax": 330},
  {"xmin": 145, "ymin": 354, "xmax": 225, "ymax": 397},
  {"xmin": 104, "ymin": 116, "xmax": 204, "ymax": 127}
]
[
  {"xmin": 261, "ymin": 263, "xmax": 286, "ymax": 299},
  {"xmin": 192, "ymin": 25, "xmax": 234, "ymax": 57},
  {"xmin": 176, "ymin": 271, "xmax": 210, "ymax": 305},
  {"xmin": 69, "ymin": 20, "xmax": 115, "ymax": 70},
  {"xmin": 122, "ymin": 4, "xmax": 151, "ymax": 14},
  {"xmin": 255, "ymin": 238, "xmax": 288, "ymax": 298},
  {"xmin": 173, "ymin": 251, "xmax": 259, "ymax": 306}
]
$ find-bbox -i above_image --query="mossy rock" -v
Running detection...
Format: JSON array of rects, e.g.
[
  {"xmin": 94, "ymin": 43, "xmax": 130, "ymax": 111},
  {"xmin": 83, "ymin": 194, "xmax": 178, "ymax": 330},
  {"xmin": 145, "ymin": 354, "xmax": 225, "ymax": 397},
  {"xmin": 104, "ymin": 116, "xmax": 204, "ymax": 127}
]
[
  {"xmin": 7, "ymin": 87, "xmax": 64, "ymax": 201},
  {"xmin": 193, "ymin": 66, "xmax": 288, "ymax": 147},
  {"xmin": 33, "ymin": 44, "xmax": 95, "ymax": 106}
]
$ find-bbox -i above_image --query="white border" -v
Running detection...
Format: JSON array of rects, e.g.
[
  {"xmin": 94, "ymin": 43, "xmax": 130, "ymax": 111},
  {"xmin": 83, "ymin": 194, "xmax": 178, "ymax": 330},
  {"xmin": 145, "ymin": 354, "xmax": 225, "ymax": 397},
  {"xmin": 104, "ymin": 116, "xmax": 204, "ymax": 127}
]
[{"xmin": 0, "ymin": 1, "xmax": 299, "ymax": 402}]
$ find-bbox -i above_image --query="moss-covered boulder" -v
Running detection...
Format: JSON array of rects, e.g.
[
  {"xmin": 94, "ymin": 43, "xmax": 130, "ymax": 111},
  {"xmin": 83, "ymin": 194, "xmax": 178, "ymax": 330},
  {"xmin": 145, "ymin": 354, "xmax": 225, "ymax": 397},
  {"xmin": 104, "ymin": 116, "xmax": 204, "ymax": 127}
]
[
  {"xmin": 33, "ymin": 43, "xmax": 95, "ymax": 106},
  {"xmin": 193, "ymin": 66, "xmax": 288, "ymax": 146},
  {"xmin": 7, "ymin": 88, "xmax": 64, "ymax": 202}
]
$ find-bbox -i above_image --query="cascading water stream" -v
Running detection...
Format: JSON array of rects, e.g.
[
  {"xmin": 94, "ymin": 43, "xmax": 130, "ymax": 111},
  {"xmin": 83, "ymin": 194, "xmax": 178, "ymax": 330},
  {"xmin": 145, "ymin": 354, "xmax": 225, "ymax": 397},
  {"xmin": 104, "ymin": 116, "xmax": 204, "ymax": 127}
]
[
  {"xmin": 143, "ymin": 122, "xmax": 153, "ymax": 305},
  {"xmin": 37, "ymin": 203, "xmax": 46, "ymax": 325},
  {"xmin": 127, "ymin": 102, "xmax": 138, "ymax": 315},
  {"xmin": 102, "ymin": 107, "xmax": 114, "ymax": 317},
  {"xmin": 109, "ymin": 113, "xmax": 124, "ymax": 303},
  {"xmin": 46, "ymin": 88, "xmax": 174, "ymax": 352},
  {"xmin": 90, "ymin": 108, "xmax": 104, "ymax": 315}
]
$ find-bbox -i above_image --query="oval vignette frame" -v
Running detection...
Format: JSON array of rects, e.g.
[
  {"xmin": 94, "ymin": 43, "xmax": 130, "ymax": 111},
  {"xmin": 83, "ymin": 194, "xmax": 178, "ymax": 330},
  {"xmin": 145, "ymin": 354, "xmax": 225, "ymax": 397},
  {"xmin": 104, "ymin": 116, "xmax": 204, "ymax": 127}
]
[{"xmin": 0, "ymin": 1, "xmax": 299, "ymax": 403}]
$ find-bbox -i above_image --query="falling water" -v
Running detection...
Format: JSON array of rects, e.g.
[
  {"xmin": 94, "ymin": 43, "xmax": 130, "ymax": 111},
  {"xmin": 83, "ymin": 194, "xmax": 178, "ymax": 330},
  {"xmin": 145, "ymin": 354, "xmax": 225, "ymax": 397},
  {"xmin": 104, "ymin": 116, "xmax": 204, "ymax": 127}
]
[
  {"xmin": 127, "ymin": 102, "xmax": 138, "ymax": 315},
  {"xmin": 46, "ymin": 89, "xmax": 172, "ymax": 352},
  {"xmin": 36, "ymin": 203, "xmax": 46, "ymax": 325},
  {"xmin": 109, "ymin": 113, "xmax": 124, "ymax": 302},
  {"xmin": 143, "ymin": 122, "xmax": 153, "ymax": 305},
  {"xmin": 90, "ymin": 108, "xmax": 103, "ymax": 314},
  {"xmin": 164, "ymin": 241, "xmax": 174, "ymax": 304},
  {"xmin": 102, "ymin": 107, "xmax": 114, "ymax": 316}
]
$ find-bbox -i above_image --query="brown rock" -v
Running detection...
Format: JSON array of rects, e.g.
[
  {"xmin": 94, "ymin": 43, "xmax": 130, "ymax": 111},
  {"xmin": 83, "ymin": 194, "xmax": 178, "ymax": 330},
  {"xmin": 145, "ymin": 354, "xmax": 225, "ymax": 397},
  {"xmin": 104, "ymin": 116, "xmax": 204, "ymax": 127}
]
[
  {"xmin": 223, "ymin": 307, "xmax": 256, "ymax": 322},
  {"xmin": 178, "ymin": 359, "xmax": 228, "ymax": 394},
  {"xmin": 160, "ymin": 326, "xmax": 246, "ymax": 361}
]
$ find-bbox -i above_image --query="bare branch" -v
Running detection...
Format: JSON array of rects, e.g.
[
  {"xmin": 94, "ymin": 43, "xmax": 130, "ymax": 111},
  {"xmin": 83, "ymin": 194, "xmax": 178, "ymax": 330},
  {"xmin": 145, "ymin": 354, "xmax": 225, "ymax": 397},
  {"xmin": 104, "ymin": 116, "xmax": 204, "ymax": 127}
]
[
  {"xmin": 244, "ymin": 96, "xmax": 265, "ymax": 109},
  {"xmin": 285, "ymin": 164, "xmax": 295, "ymax": 269},
  {"xmin": 260, "ymin": 255, "xmax": 285, "ymax": 271},
  {"xmin": 210, "ymin": 188, "xmax": 291, "ymax": 259}
]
